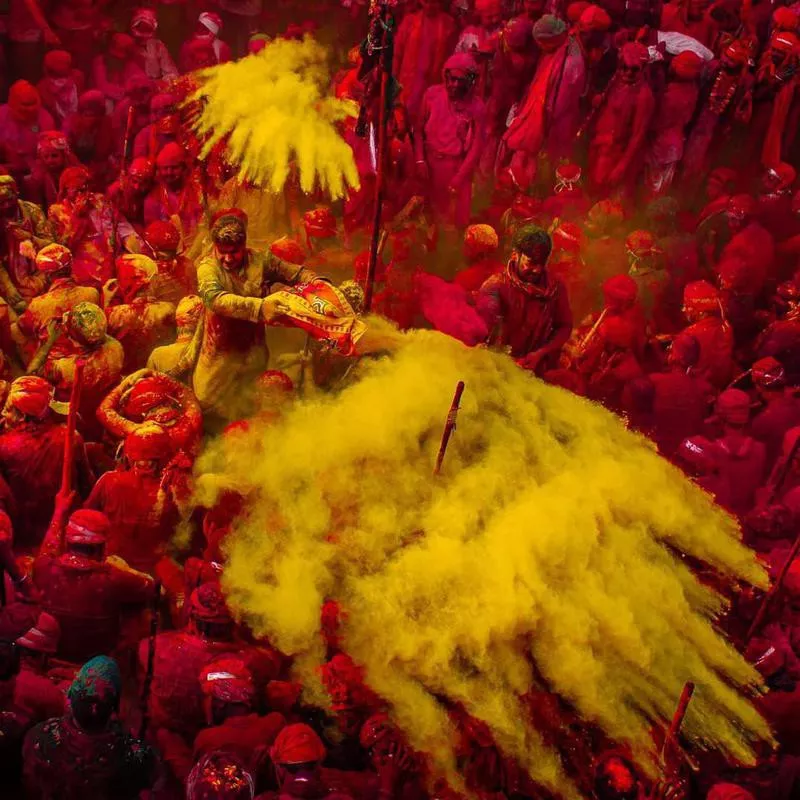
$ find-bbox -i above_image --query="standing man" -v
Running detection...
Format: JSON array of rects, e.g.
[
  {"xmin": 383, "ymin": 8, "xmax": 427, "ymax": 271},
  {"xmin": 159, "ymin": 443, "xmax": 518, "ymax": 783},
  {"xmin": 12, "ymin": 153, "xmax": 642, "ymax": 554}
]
[{"xmin": 416, "ymin": 53, "xmax": 486, "ymax": 228}]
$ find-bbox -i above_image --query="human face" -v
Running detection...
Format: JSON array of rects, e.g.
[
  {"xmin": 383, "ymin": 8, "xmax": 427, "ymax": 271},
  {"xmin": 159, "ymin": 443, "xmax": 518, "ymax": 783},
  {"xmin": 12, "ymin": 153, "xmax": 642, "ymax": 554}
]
[
  {"xmin": 512, "ymin": 250, "xmax": 543, "ymax": 281},
  {"xmin": 66, "ymin": 182, "xmax": 90, "ymax": 206},
  {"xmin": 131, "ymin": 23, "xmax": 154, "ymax": 42},
  {"xmin": 445, "ymin": 71, "xmax": 471, "ymax": 101},
  {"xmin": 41, "ymin": 148, "xmax": 65, "ymax": 172},
  {"xmin": 1, "ymin": 402, "xmax": 21, "ymax": 429},
  {"xmin": 619, "ymin": 61, "xmax": 643, "ymax": 84},
  {"xmin": 0, "ymin": 192, "xmax": 18, "ymax": 219},
  {"xmin": 157, "ymin": 162, "xmax": 185, "ymax": 191},
  {"xmin": 687, "ymin": 0, "xmax": 708, "ymax": 19},
  {"xmin": 128, "ymin": 172, "xmax": 152, "ymax": 195},
  {"xmin": 216, "ymin": 240, "xmax": 247, "ymax": 271}
]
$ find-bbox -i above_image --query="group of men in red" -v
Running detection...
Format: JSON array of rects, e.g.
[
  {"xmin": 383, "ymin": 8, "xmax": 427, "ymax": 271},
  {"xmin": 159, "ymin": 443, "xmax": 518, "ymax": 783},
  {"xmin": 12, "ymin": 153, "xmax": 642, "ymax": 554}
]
[{"xmin": 0, "ymin": 0, "xmax": 798, "ymax": 798}]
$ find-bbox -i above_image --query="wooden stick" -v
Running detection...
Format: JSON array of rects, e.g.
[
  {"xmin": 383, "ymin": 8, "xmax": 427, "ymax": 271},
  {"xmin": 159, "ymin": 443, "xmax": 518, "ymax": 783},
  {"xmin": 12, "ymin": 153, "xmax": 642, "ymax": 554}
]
[
  {"xmin": 745, "ymin": 529, "xmax": 800, "ymax": 643},
  {"xmin": 58, "ymin": 360, "xmax": 85, "ymax": 554},
  {"xmin": 434, "ymin": 381, "xmax": 465, "ymax": 476},
  {"xmin": 138, "ymin": 579, "xmax": 161, "ymax": 740}
]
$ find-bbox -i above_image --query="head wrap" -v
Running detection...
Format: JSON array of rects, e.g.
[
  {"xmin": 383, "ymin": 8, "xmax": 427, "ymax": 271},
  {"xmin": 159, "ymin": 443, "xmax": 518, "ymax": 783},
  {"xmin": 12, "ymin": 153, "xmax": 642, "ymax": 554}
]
[
  {"xmin": 727, "ymin": 193, "xmax": 757, "ymax": 220},
  {"xmin": 443, "ymin": 52, "xmax": 479, "ymax": 78},
  {"xmin": 772, "ymin": 30, "xmax": 800, "ymax": 54},
  {"xmin": 256, "ymin": 370, "xmax": 295, "ymax": 397},
  {"xmin": 199, "ymin": 11, "xmax": 222, "ymax": 36},
  {"xmin": 706, "ymin": 784, "xmax": 755, "ymax": 800},
  {"xmin": 504, "ymin": 17, "xmax": 534, "ymax": 50},
  {"xmin": 150, "ymin": 92, "xmax": 177, "ymax": 117},
  {"xmin": 122, "ymin": 375, "xmax": 179, "ymax": 417},
  {"xmin": 59, "ymin": 165, "xmax": 90, "ymax": 194},
  {"xmin": 625, "ymin": 230, "xmax": 662, "ymax": 259},
  {"xmin": 78, "ymin": 90, "xmax": 106, "ymax": 116},
  {"xmin": 129, "ymin": 157, "xmax": 155, "ymax": 180},
  {"xmin": 683, "ymin": 280, "xmax": 720, "ymax": 313},
  {"xmin": 603, "ymin": 274, "xmax": 638, "ymax": 306},
  {"xmin": 131, "ymin": 7, "xmax": 157, "ymax": 32},
  {"xmin": 16, "ymin": 612, "xmax": 60, "ymax": 654},
  {"xmin": 566, "ymin": 1, "xmax": 591, "ymax": 23},
  {"xmin": 773, "ymin": 7, "xmax": 799, "ymax": 32},
  {"xmin": 43, "ymin": 50, "xmax": 72, "ymax": 77},
  {"xmin": 187, "ymin": 752, "xmax": 255, "ymax": 800},
  {"xmin": 66, "ymin": 509, "xmax": 110, "ymax": 545},
  {"xmin": 67, "ymin": 656, "xmax": 121, "ymax": 706},
  {"xmin": 200, "ymin": 657, "xmax": 255, "ymax": 704},
  {"xmin": 554, "ymin": 162, "xmax": 581, "ymax": 192},
  {"xmin": 176, "ymin": 295, "xmax": 203, "ymax": 329},
  {"xmin": 714, "ymin": 388, "xmax": 751, "ymax": 425},
  {"xmin": 532, "ymin": 14, "xmax": 567, "ymax": 46},
  {"xmin": 66, "ymin": 301, "xmax": 107, "ymax": 345},
  {"xmin": 116, "ymin": 254, "xmax": 158, "ymax": 302},
  {"xmin": 551, "ymin": 221, "xmax": 583, "ymax": 253},
  {"xmin": 36, "ymin": 243, "xmax": 72, "ymax": 273},
  {"xmin": 37, "ymin": 130, "xmax": 68, "ymax": 156},
  {"xmin": 248, "ymin": 33, "xmax": 271, "ymax": 55},
  {"xmin": 767, "ymin": 162, "xmax": 797, "ymax": 192},
  {"xmin": 271, "ymin": 724, "xmax": 327, "ymax": 765},
  {"xmin": 211, "ymin": 208, "xmax": 248, "ymax": 245},
  {"xmin": 0, "ymin": 175, "xmax": 19, "ymax": 201},
  {"xmin": 577, "ymin": 5, "xmax": 612, "ymax": 32},
  {"xmin": 156, "ymin": 141, "xmax": 186, "ymax": 168},
  {"xmin": 620, "ymin": 41, "xmax": 649, "ymax": 67},
  {"xmin": 8, "ymin": 80, "xmax": 41, "ymax": 121},
  {"xmin": 752, "ymin": 356, "xmax": 786, "ymax": 389},
  {"xmin": 144, "ymin": 220, "xmax": 180, "ymax": 252},
  {"xmin": 109, "ymin": 32, "xmax": 135, "ymax": 59},
  {"xmin": 586, "ymin": 199, "xmax": 625, "ymax": 233},
  {"xmin": 464, "ymin": 224, "xmax": 499, "ymax": 260},
  {"xmin": 5, "ymin": 376, "xmax": 61, "ymax": 419},
  {"xmin": 270, "ymin": 236, "xmax": 306, "ymax": 264},
  {"xmin": 723, "ymin": 39, "xmax": 751, "ymax": 65},
  {"xmin": 303, "ymin": 207, "xmax": 337, "ymax": 239},
  {"xmin": 188, "ymin": 582, "xmax": 232, "ymax": 624},
  {"xmin": 671, "ymin": 49, "xmax": 704, "ymax": 79}
]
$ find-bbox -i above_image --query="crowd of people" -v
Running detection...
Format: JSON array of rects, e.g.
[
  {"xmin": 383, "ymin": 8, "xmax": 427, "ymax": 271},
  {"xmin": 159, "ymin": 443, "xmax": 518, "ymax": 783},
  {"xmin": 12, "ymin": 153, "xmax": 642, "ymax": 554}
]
[{"xmin": 0, "ymin": 0, "xmax": 799, "ymax": 797}]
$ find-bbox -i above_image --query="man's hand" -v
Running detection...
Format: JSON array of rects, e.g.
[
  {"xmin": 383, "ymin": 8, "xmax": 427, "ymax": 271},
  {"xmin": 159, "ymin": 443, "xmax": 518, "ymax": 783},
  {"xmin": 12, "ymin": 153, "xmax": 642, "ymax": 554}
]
[
  {"xmin": 416, "ymin": 160, "xmax": 430, "ymax": 182},
  {"xmin": 647, "ymin": 780, "xmax": 687, "ymax": 800},
  {"xmin": 261, "ymin": 294, "xmax": 290, "ymax": 323},
  {"xmin": 377, "ymin": 741, "xmax": 416, "ymax": 793},
  {"xmin": 518, "ymin": 349, "xmax": 546, "ymax": 372}
]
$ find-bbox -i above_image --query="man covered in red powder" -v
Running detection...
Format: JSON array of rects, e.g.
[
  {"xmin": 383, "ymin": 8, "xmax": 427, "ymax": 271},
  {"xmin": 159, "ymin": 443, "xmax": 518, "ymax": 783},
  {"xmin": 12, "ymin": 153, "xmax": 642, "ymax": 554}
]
[
  {"xmin": 454, "ymin": 224, "xmax": 504, "ymax": 295},
  {"xmin": 588, "ymin": 42, "xmax": 655, "ymax": 192},
  {"xmin": 477, "ymin": 224, "xmax": 572, "ymax": 374},
  {"xmin": 0, "ymin": 81, "xmax": 55, "ymax": 183},
  {"xmin": 415, "ymin": 52, "xmax": 486, "ymax": 228},
  {"xmin": 36, "ymin": 49, "xmax": 82, "ymax": 129},
  {"xmin": 392, "ymin": 0, "xmax": 457, "ymax": 124},
  {"xmin": 143, "ymin": 219, "xmax": 198, "ymax": 303},
  {"xmin": 147, "ymin": 295, "xmax": 203, "ymax": 376},
  {"xmin": 22, "ymin": 131, "xmax": 76, "ymax": 213},
  {"xmin": 107, "ymin": 156, "xmax": 155, "ymax": 233}
]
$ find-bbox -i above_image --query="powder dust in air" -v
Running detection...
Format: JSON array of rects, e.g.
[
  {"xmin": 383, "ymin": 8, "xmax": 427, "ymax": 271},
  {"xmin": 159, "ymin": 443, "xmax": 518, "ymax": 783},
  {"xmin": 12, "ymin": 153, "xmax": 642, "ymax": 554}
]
[
  {"xmin": 191, "ymin": 37, "xmax": 360, "ymax": 199},
  {"xmin": 193, "ymin": 324, "xmax": 773, "ymax": 797}
]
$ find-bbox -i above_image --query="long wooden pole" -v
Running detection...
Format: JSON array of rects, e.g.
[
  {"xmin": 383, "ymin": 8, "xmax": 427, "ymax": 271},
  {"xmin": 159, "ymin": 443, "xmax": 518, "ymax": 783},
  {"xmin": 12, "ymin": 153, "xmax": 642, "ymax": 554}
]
[
  {"xmin": 58, "ymin": 360, "xmax": 85, "ymax": 554},
  {"xmin": 434, "ymin": 381, "xmax": 466, "ymax": 476}
]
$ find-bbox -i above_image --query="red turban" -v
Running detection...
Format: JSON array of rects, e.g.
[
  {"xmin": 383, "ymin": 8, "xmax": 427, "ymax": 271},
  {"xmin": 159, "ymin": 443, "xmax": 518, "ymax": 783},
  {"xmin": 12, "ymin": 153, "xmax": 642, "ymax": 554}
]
[
  {"xmin": 270, "ymin": 724, "xmax": 327, "ymax": 765},
  {"xmin": 43, "ymin": 50, "xmax": 72, "ymax": 77},
  {"xmin": 270, "ymin": 236, "xmax": 306, "ymax": 264},
  {"xmin": 566, "ymin": 1, "xmax": 591, "ymax": 22},
  {"xmin": 122, "ymin": 375, "xmax": 179, "ymax": 417},
  {"xmin": 200, "ymin": 657, "xmax": 255, "ymax": 704},
  {"xmin": 768, "ymin": 161, "xmax": 797, "ymax": 191},
  {"xmin": 5, "ymin": 376, "xmax": 58, "ymax": 419},
  {"xmin": 145, "ymin": 220, "xmax": 181, "ymax": 252},
  {"xmin": 683, "ymin": 280, "xmax": 719, "ymax": 313},
  {"xmin": 37, "ymin": 130, "xmax": 68, "ymax": 155},
  {"xmin": 577, "ymin": 4, "xmax": 612, "ymax": 32},
  {"xmin": 670, "ymin": 50, "xmax": 704, "ymax": 79},
  {"xmin": 116, "ymin": 254, "xmax": 158, "ymax": 302},
  {"xmin": 303, "ymin": 207, "xmax": 337, "ymax": 239},
  {"xmin": 505, "ymin": 17, "xmax": 533, "ymax": 50},
  {"xmin": 723, "ymin": 39, "xmax": 751, "ymax": 66},
  {"xmin": 199, "ymin": 11, "xmax": 222, "ymax": 35},
  {"xmin": 35, "ymin": 243, "xmax": 72, "ymax": 273},
  {"xmin": 552, "ymin": 221, "xmax": 583, "ymax": 252},
  {"xmin": 771, "ymin": 30, "xmax": 800, "ymax": 54},
  {"xmin": 464, "ymin": 224, "xmax": 499, "ymax": 260},
  {"xmin": 625, "ymin": 230, "xmax": 662, "ymax": 258},
  {"xmin": 751, "ymin": 356, "xmax": 786, "ymax": 388},
  {"xmin": 66, "ymin": 509, "xmax": 110, "ymax": 545},
  {"xmin": 188, "ymin": 582, "xmax": 232, "ymax": 624},
  {"xmin": 59, "ymin": 165, "xmax": 90, "ymax": 193},
  {"xmin": 602, "ymin": 274, "xmax": 638, "ymax": 305},
  {"xmin": 772, "ymin": 6, "xmax": 799, "ymax": 32},
  {"xmin": 78, "ymin": 90, "xmax": 106, "ymax": 116},
  {"xmin": 727, "ymin": 193, "xmax": 757, "ymax": 219},
  {"xmin": 555, "ymin": 162, "xmax": 581, "ymax": 187},
  {"xmin": 443, "ymin": 52, "xmax": 478, "ymax": 78},
  {"xmin": 109, "ymin": 33, "xmax": 135, "ymax": 59},
  {"xmin": 706, "ymin": 784, "xmax": 755, "ymax": 800},
  {"xmin": 8, "ymin": 80, "xmax": 41, "ymax": 122},
  {"xmin": 714, "ymin": 388, "xmax": 751, "ymax": 425},
  {"xmin": 176, "ymin": 295, "xmax": 203, "ymax": 329},
  {"xmin": 620, "ymin": 42, "xmax": 649, "ymax": 67},
  {"xmin": 124, "ymin": 422, "xmax": 172, "ymax": 462},
  {"xmin": 129, "ymin": 157, "xmax": 155, "ymax": 179},
  {"xmin": 156, "ymin": 142, "xmax": 186, "ymax": 167}
]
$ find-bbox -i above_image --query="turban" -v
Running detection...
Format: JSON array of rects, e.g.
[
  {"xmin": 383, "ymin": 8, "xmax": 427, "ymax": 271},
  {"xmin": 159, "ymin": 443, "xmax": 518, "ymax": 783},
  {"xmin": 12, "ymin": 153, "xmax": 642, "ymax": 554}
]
[
  {"xmin": 303, "ymin": 207, "xmax": 337, "ymax": 239},
  {"xmin": 587, "ymin": 199, "xmax": 625, "ymax": 232},
  {"xmin": 566, "ymin": 1, "xmax": 591, "ymax": 22},
  {"xmin": 464, "ymin": 224, "xmax": 499, "ymax": 260},
  {"xmin": 620, "ymin": 41, "xmax": 649, "ymax": 67},
  {"xmin": 773, "ymin": 7, "xmax": 799, "ymax": 31},
  {"xmin": 5, "ymin": 376, "xmax": 60, "ymax": 419},
  {"xmin": 122, "ymin": 375, "xmax": 180, "ymax": 417},
  {"xmin": 124, "ymin": 422, "xmax": 172, "ymax": 462},
  {"xmin": 43, "ymin": 50, "xmax": 72, "ymax": 77},
  {"xmin": 145, "ymin": 220, "xmax": 181, "ymax": 252},
  {"xmin": 211, "ymin": 208, "xmax": 248, "ymax": 244},
  {"xmin": 131, "ymin": 7, "xmax": 157, "ymax": 32},
  {"xmin": 706, "ymin": 783, "xmax": 755, "ymax": 800},
  {"xmin": 270, "ymin": 236, "xmax": 306, "ymax": 264},
  {"xmin": 625, "ymin": 230, "xmax": 662, "ymax": 258},
  {"xmin": 150, "ymin": 92, "xmax": 177, "ymax": 115},
  {"xmin": 767, "ymin": 162, "xmax": 797, "ymax": 191},
  {"xmin": 771, "ymin": 30, "xmax": 800, "ymax": 53},
  {"xmin": 751, "ymin": 356, "xmax": 786, "ymax": 389},
  {"xmin": 35, "ymin": 243, "xmax": 72, "ymax": 273},
  {"xmin": 601, "ymin": 316, "xmax": 638, "ymax": 349},
  {"xmin": 67, "ymin": 656, "xmax": 121, "ymax": 706},
  {"xmin": 67, "ymin": 301, "xmax": 107, "ymax": 346},
  {"xmin": 109, "ymin": 32, "xmax": 135, "ymax": 59},
  {"xmin": 602, "ymin": 274, "xmax": 638, "ymax": 305},
  {"xmin": 8, "ymin": 80, "xmax": 40, "ymax": 120},
  {"xmin": 670, "ymin": 49, "xmax": 704, "ymax": 79},
  {"xmin": 59, "ymin": 165, "xmax": 90, "ymax": 193},
  {"xmin": 198, "ymin": 11, "xmax": 222, "ymax": 35},
  {"xmin": 713, "ymin": 388, "xmax": 751, "ymax": 425},
  {"xmin": 443, "ymin": 52, "xmax": 479, "ymax": 77},
  {"xmin": 271, "ymin": 724, "xmax": 327, "ymax": 765},
  {"xmin": 504, "ymin": 17, "xmax": 533, "ymax": 50},
  {"xmin": 188, "ymin": 582, "xmax": 232, "ymax": 624},
  {"xmin": 116, "ymin": 253, "xmax": 158, "ymax": 302},
  {"xmin": 248, "ymin": 32, "xmax": 271, "ymax": 54},
  {"xmin": 683, "ymin": 280, "xmax": 719, "ymax": 312},
  {"xmin": 176, "ymin": 295, "xmax": 203, "ymax": 329},
  {"xmin": 16, "ymin": 612, "xmax": 60, "ymax": 655},
  {"xmin": 155, "ymin": 142, "xmax": 186, "ymax": 167},
  {"xmin": 577, "ymin": 4, "xmax": 612, "ymax": 32},
  {"xmin": 0, "ymin": 175, "xmax": 19, "ymax": 201},
  {"xmin": 727, "ymin": 193, "xmax": 757, "ymax": 219},
  {"xmin": 66, "ymin": 509, "xmax": 110, "ymax": 545},
  {"xmin": 723, "ymin": 38, "xmax": 752, "ymax": 65},
  {"xmin": 78, "ymin": 90, "xmax": 106, "ymax": 116},
  {"xmin": 200, "ymin": 657, "xmax": 255, "ymax": 704},
  {"xmin": 37, "ymin": 130, "xmax": 68, "ymax": 155},
  {"xmin": 555, "ymin": 162, "xmax": 582, "ymax": 192},
  {"xmin": 532, "ymin": 14, "xmax": 567, "ymax": 45},
  {"xmin": 129, "ymin": 157, "xmax": 155, "ymax": 179},
  {"xmin": 551, "ymin": 221, "xmax": 583, "ymax": 252}
]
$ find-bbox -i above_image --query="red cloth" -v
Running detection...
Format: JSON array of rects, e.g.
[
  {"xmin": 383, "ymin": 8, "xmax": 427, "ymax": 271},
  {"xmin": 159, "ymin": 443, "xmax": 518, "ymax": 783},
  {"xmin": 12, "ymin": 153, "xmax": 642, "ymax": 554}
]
[
  {"xmin": 271, "ymin": 723, "xmax": 327, "ymax": 765},
  {"xmin": 650, "ymin": 371, "xmax": 713, "ymax": 458},
  {"xmin": 682, "ymin": 317, "xmax": 734, "ymax": 388},
  {"xmin": 193, "ymin": 712, "xmax": 285, "ymax": 766},
  {"xmin": 414, "ymin": 272, "xmax": 490, "ymax": 345}
]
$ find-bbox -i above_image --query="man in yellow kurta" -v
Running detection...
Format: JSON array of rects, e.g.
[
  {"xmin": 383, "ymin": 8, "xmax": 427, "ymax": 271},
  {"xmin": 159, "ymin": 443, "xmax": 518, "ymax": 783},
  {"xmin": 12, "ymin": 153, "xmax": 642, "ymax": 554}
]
[{"xmin": 194, "ymin": 208, "xmax": 315, "ymax": 419}]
